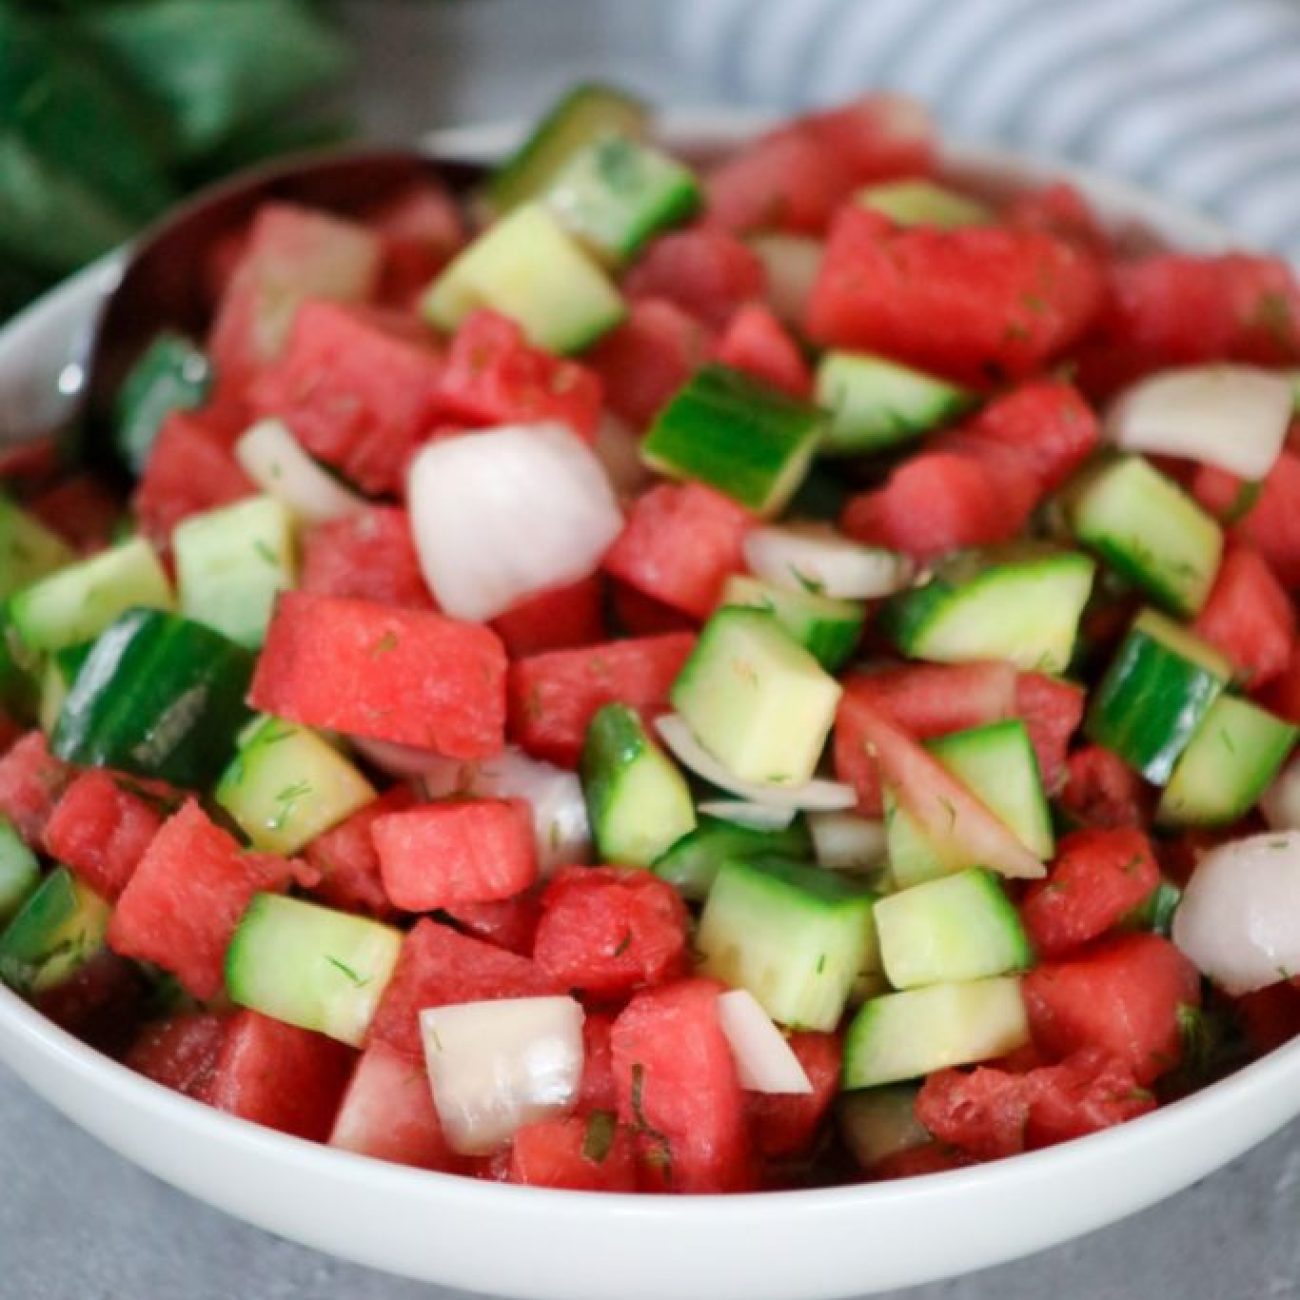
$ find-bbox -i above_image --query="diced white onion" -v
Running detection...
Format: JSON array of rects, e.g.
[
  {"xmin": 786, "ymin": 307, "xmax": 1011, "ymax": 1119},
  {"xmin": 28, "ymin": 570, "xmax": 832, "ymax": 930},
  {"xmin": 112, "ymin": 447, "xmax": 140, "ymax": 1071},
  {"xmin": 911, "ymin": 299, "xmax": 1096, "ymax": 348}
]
[
  {"xmin": 420, "ymin": 996, "xmax": 585, "ymax": 1156},
  {"xmin": 655, "ymin": 714, "xmax": 856, "ymax": 811},
  {"xmin": 697, "ymin": 800, "xmax": 797, "ymax": 831},
  {"xmin": 748, "ymin": 235, "xmax": 823, "ymax": 327},
  {"xmin": 1172, "ymin": 831, "xmax": 1300, "ymax": 994},
  {"xmin": 593, "ymin": 413, "xmax": 653, "ymax": 497},
  {"xmin": 234, "ymin": 418, "xmax": 366, "ymax": 524},
  {"xmin": 1262, "ymin": 757, "xmax": 1300, "ymax": 831},
  {"xmin": 349, "ymin": 736, "xmax": 451, "ymax": 779},
  {"xmin": 1105, "ymin": 365, "xmax": 1293, "ymax": 481},
  {"xmin": 419, "ymin": 745, "xmax": 591, "ymax": 875},
  {"xmin": 743, "ymin": 523, "xmax": 913, "ymax": 600},
  {"xmin": 808, "ymin": 811, "xmax": 888, "ymax": 871},
  {"xmin": 407, "ymin": 422, "xmax": 623, "ymax": 622},
  {"xmin": 716, "ymin": 989, "xmax": 813, "ymax": 1094}
]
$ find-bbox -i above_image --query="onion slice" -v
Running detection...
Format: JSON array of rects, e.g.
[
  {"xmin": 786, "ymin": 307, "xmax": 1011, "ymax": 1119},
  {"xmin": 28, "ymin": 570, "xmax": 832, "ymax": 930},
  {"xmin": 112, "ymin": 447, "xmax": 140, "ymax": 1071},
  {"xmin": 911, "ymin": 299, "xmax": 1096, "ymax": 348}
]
[
  {"xmin": 349, "ymin": 736, "xmax": 451, "ymax": 779},
  {"xmin": 420, "ymin": 996, "xmax": 585, "ymax": 1155},
  {"xmin": 235, "ymin": 418, "xmax": 366, "ymax": 524},
  {"xmin": 808, "ymin": 811, "xmax": 888, "ymax": 870},
  {"xmin": 697, "ymin": 800, "xmax": 797, "ymax": 831},
  {"xmin": 743, "ymin": 523, "xmax": 913, "ymax": 600},
  {"xmin": 407, "ymin": 422, "xmax": 623, "ymax": 622},
  {"xmin": 655, "ymin": 714, "xmax": 856, "ymax": 811},
  {"xmin": 1172, "ymin": 831, "xmax": 1300, "ymax": 994},
  {"xmin": 1105, "ymin": 364, "xmax": 1292, "ymax": 480},
  {"xmin": 748, "ymin": 234, "xmax": 823, "ymax": 328},
  {"xmin": 716, "ymin": 990, "xmax": 813, "ymax": 1094}
]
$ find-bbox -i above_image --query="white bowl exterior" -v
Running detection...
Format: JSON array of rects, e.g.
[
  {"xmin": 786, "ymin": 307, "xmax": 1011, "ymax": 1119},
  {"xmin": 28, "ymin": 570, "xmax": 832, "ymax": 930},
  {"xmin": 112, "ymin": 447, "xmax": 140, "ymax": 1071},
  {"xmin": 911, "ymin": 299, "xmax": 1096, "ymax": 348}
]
[{"xmin": 0, "ymin": 112, "xmax": 1288, "ymax": 1300}]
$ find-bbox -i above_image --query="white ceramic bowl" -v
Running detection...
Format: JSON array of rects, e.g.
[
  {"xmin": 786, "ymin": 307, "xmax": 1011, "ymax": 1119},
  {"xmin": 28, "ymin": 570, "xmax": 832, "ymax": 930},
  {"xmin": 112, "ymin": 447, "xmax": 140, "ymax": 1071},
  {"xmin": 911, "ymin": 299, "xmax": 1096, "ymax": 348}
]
[{"xmin": 0, "ymin": 113, "xmax": 1288, "ymax": 1300}]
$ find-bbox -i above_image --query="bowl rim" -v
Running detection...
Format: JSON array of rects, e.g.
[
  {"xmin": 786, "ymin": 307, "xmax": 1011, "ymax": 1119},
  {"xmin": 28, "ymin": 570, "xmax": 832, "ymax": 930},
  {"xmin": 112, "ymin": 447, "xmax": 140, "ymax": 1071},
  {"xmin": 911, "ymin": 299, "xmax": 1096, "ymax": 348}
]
[{"xmin": 0, "ymin": 107, "xmax": 1291, "ymax": 1227}]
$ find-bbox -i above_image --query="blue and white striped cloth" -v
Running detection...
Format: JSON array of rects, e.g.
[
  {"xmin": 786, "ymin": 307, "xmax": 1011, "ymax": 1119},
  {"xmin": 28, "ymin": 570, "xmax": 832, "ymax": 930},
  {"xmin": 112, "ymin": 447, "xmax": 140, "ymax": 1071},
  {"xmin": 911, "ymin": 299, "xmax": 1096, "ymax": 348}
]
[{"xmin": 671, "ymin": 0, "xmax": 1300, "ymax": 258}]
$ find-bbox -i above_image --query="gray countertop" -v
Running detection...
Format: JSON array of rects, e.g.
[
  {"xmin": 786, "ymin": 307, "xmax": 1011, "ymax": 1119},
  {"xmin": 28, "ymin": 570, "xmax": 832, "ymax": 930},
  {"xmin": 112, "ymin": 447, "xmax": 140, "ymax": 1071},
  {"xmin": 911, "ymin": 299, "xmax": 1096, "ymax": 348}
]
[{"xmin": 4, "ymin": 3, "xmax": 1300, "ymax": 1296}]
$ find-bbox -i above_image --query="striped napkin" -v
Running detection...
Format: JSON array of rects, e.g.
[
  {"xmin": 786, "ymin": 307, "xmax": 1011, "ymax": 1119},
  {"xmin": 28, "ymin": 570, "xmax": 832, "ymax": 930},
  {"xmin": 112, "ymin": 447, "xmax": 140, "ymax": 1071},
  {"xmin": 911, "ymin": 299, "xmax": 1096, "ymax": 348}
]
[{"xmin": 670, "ymin": 0, "xmax": 1300, "ymax": 257}]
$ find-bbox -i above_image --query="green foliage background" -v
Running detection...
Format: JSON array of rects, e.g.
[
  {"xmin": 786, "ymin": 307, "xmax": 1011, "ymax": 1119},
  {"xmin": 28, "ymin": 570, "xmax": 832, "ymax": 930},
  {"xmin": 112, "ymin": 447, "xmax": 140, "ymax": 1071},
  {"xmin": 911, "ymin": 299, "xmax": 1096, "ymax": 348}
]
[{"xmin": 0, "ymin": 0, "xmax": 352, "ymax": 321}]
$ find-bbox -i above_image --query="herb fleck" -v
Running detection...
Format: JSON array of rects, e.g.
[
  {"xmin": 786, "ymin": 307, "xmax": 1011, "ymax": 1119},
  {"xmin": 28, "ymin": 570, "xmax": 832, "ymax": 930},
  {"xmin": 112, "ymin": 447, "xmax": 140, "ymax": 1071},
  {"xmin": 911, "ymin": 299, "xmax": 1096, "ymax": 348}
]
[
  {"xmin": 370, "ymin": 630, "xmax": 399, "ymax": 657},
  {"xmin": 613, "ymin": 930, "xmax": 633, "ymax": 958},
  {"xmin": 582, "ymin": 1110, "xmax": 617, "ymax": 1164},
  {"xmin": 326, "ymin": 955, "xmax": 370, "ymax": 988},
  {"xmin": 268, "ymin": 779, "xmax": 313, "ymax": 831}
]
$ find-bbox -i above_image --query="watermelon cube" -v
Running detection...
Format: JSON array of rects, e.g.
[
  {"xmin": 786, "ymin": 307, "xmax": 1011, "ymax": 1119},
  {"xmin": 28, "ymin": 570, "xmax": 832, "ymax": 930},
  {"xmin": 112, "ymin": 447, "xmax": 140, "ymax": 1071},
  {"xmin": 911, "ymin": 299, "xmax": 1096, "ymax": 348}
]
[
  {"xmin": 1200, "ymin": 452, "xmax": 1300, "ymax": 590},
  {"xmin": 705, "ymin": 131, "xmax": 849, "ymax": 236},
  {"xmin": 1059, "ymin": 745, "xmax": 1152, "ymax": 830},
  {"xmin": 747, "ymin": 1031, "xmax": 842, "ymax": 1159},
  {"xmin": 0, "ymin": 731, "xmax": 72, "ymax": 846},
  {"xmin": 126, "ymin": 1011, "xmax": 229, "ymax": 1101},
  {"xmin": 301, "ymin": 507, "xmax": 435, "ymax": 612},
  {"xmin": 435, "ymin": 309, "xmax": 603, "ymax": 441},
  {"xmin": 207, "ymin": 1008, "xmax": 355, "ymax": 1141},
  {"xmin": 209, "ymin": 203, "xmax": 382, "ymax": 397},
  {"xmin": 35, "ymin": 951, "xmax": 151, "ymax": 1056},
  {"xmin": 303, "ymin": 785, "xmax": 414, "ymax": 920},
  {"xmin": 603, "ymin": 483, "xmax": 752, "ymax": 621},
  {"xmin": 42, "ymin": 770, "xmax": 164, "ymax": 900},
  {"xmin": 365, "ymin": 181, "xmax": 466, "ymax": 309},
  {"xmin": 608, "ymin": 581, "xmax": 698, "ymax": 639},
  {"xmin": 610, "ymin": 978, "xmax": 754, "ymax": 1193},
  {"xmin": 1014, "ymin": 671, "xmax": 1086, "ymax": 796},
  {"xmin": 578, "ymin": 1011, "xmax": 617, "ymax": 1112},
  {"xmin": 489, "ymin": 576, "xmax": 607, "ymax": 659},
  {"xmin": 625, "ymin": 227, "xmax": 765, "ymax": 331},
  {"xmin": 107, "ymin": 800, "xmax": 299, "ymax": 999},
  {"xmin": 507, "ymin": 633, "xmax": 696, "ymax": 768},
  {"xmin": 533, "ymin": 867, "xmax": 690, "ymax": 998},
  {"xmin": 507, "ymin": 1116, "xmax": 638, "ymax": 1191},
  {"xmin": 367, "ymin": 918, "xmax": 558, "ymax": 1058},
  {"xmin": 440, "ymin": 890, "xmax": 543, "ymax": 957},
  {"xmin": 329, "ymin": 1039, "xmax": 461, "ymax": 1171},
  {"xmin": 250, "ymin": 591, "xmax": 507, "ymax": 758},
  {"xmin": 712, "ymin": 302, "xmax": 813, "ymax": 398},
  {"xmin": 373, "ymin": 798, "xmax": 538, "ymax": 912},
  {"xmin": 777, "ymin": 94, "xmax": 936, "ymax": 187},
  {"xmin": 1024, "ymin": 1048, "xmax": 1157, "ymax": 1149},
  {"xmin": 1193, "ymin": 544, "xmax": 1295, "ymax": 687}
]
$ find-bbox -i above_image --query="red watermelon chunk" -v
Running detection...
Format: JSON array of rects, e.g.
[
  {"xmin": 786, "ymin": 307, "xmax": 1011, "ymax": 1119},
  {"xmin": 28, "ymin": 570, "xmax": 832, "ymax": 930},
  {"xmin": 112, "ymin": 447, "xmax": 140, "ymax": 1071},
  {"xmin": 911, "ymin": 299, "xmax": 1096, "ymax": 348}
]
[
  {"xmin": 35, "ymin": 950, "xmax": 150, "ymax": 1054},
  {"xmin": 133, "ymin": 409, "xmax": 255, "ymax": 548},
  {"xmin": 507, "ymin": 1115, "xmax": 638, "ymax": 1191},
  {"xmin": 578, "ymin": 1011, "xmax": 618, "ymax": 1112},
  {"xmin": 303, "ymin": 785, "xmax": 413, "ymax": 920},
  {"xmin": 250, "ymin": 591, "xmax": 507, "ymax": 758},
  {"xmin": 365, "ymin": 181, "xmax": 466, "ymax": 310},
  {"xmin": 490, "ymin": 576, "xmax": 607, "ymax": 659},
  {"xmin": 1193, "ymin": 544, "xmax": 1295, "ymax": 687},
  {"xmin": 874, "ymin": 1142, "xmax": 976, "ymax": 1180},
  {"xmin": 29, "ymin": 475, "xmax": 123, "ymax": 554},
  {"xmin": 367, "ymin": 918, "xmax": 558, "ymax": 1058},
  {"xmin": 915, "ymin": 1063, "xmax": 1030, "ymax": 1161},
  {"xmin": 533, "ymin": 866, "xmax": 690, "ymax": 999},
  {"xmin": 1235, "ymin": 982, "xmax": 1300, "ymax": 1056},
  {"xmin": 126, "ymin": 1011, "xmax": 229, "ymax": 1101},
  {"xmin": 1022, "ymin": 933, "xmax": 1200, "ymax": 1084},
  {"xmin": 328, "ymin": 1040, "xmax": 462, "ymax": 1171},
  {"xmin": 0, "ymin": 731, "xmax": 73, "ymax": 846},
  {"xmin": 1261, "ymin": 644, "xmax": 1300, "ymax": 725},
  {"xmin": 783, "ymin": 94, "xmax": 936, "ymax": 186},
  {"xmin": 834, "ymin": 663, "xmax": 1018, "ymax": 815},
  {"xmin": 1059, "ymin": 746, "xmax": 1152, "ymax": 830},
  {"xmin": 440, "ymin": 890, "xmax": 543, "ymax": 957},
  {"xmin": 209, "ymin": 203, "xmax": 382, "ymax": 398},
  {"xmin": 713, "ymin": 302, "xmax": 813, "ymax": 398},
  {"xmin": 747, "ymin": 1031, "xmax": 842, "ymax": 1159},
  {"xmin": 1014, "ymin": 672, "xmax": 1086, "ymax": 796},
  {"xmin": 604, "ymin": 483, "xmax": 752, "ymax": 621},
  {"xmin": 1023, "ymin": 1049, "xmax": 1157, "ymax": 1148},
  {"xmin": 1021, "ymin": 828, "xmax": 1161, "ymax": 959},
  {"xmin": 609, "ymin": 581, "xmax": 699, "ymax": 638},
  {"xmin": 611, "ymin": 978, "xmax": 755, "ymax": 1193},
  {"xmin": 435, "ymin": 309, "xmax": 603, "ymax": 441},
  {"xmin": 249, "ymin": 300, "xmax": 443, "ymax": 495},
  {"xmin": 42, "ymin": 770, "xmax": 164, "ymax": 900},
  {"xmin": 1004, "ymin": 182, "xmax": 1111, "ymax": 256},
  {"xmin": 301, "ymin": 507, "xmax": 435, "ymax": 611},
  {"xmin": 107, "ymin": 800, "xmax": 299, "ymax": 1000},
  {"xmin": 508, "ymin": 633, "xmax": 696, "ymax": 768},
  {"xmin": 588, "ymin": 297, "xmax": 713, "ymax": 430},
  {"xmin": 807, "ymin": 206, "xmax": 1104, "ymax": 385},
  {"xmin": 373, "ymin": 798, "xmax": 537, "ymax": 912},
  {"xmin": 207, "ymin": 1009, "xmax": 355, "ymax": 1141},
  {"xmin": 1195, "ymin": 452, "xmax": 1300, "ymax": 589},
  {"xmin": 705, "ymin": 131, "xmax": 848, "ymax": 237},
  {"xmin": 625, "ymin": 227, "xmax": 766, "ymax": 332}
]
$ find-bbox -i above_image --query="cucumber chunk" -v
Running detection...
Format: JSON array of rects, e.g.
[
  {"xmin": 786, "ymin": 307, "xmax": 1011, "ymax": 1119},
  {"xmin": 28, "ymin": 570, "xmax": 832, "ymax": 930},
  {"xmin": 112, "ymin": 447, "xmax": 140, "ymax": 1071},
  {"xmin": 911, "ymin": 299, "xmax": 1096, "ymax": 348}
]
[
  {"xmin": 650, "ymin": 812, "xmax": 812, "ymax": 901},
  {"xmin": 10, "ymin": 536, "xmax": 173, "ymax": 653},
  {"xmin": 887, "ymin": 719, "xmax": 1054, "ymax": 889},
  {"xmin": 720, "ymin": 574, "xmax": 864, "ymax": 673},
  {"xmin": 1158, "ymin": 696, "xmax": 1296, "ymax": 827},
  {"xmin": 697, "ymin": 856, "xmax": 878, "ymax": 1031},
  {"xmin": 174, "ymin": 495, "xmax": 296, "ymax": 650},
  {"xmin": 671, "ymin": 607, "xmax": 842, "ymax": 787},
  {"xmin": 883, "ymin": 545, "xmax": 1095, "ymax": 674},
  {"xmin": 51, "ymin": 608, "xmax": 255, "ymax": 789},
  {"xmin": 581, "ymin": 703, "xmax": 696, "ymax": 867},
  {"xmin": 225, "ymin": 893, "xmax": 403, "ymax": 1047},
  {"xmin": 0, "ymin": 495, "xmax": 74, "ymax": 600},
  {"xmin": 423, "ymin": 203, "xmax": 625, "ymax": 354},
  {"xmin": 875, "ymin": 868, "xmax": 1031, "ymax": 989},
  {"xmin": 215, "ymin": 716, "xmax": 376, "ymax": 855},
  {"xmin": 0, "ymin": 868, "xmax": 111, "ymax": 997},
  {"xmin": 487, "ymin": 83, "xmax": 650, "ymax": 213},
  {"xmin": 1084, "ymin": 609, "xmax": 1230, "ymax": 785},
  {"xmin": 841, "ymin": 977, "xmax": 1029, "ymax": 1089},
  {"xmin": 0, "ymin": 817, "xmax": 40, "ymax": 928},
  {"xmin": 815, "ymin": 351, "xmax": 975, "ymax": 455},
  {"xmin": 1067, "ymin": 455, "xmax": 1223, "ymax": 617},
  {"xmin": 114, "ymin": 331, "xmax": 212, "ymax": 474},
  {"xmin": 642, "ymin": 364, "xmax": 826, "ymax": 517},
  {"xmin": 546, "ymin": 135, "xmax": 700, "ymax": 263},
  {"xmin": 856, "ymin": 180, "xmax": 993, "ymax": 229},
  {"xmin": 838, "ymin": 1086, "xmax": 930, "ymax": 1169}
]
